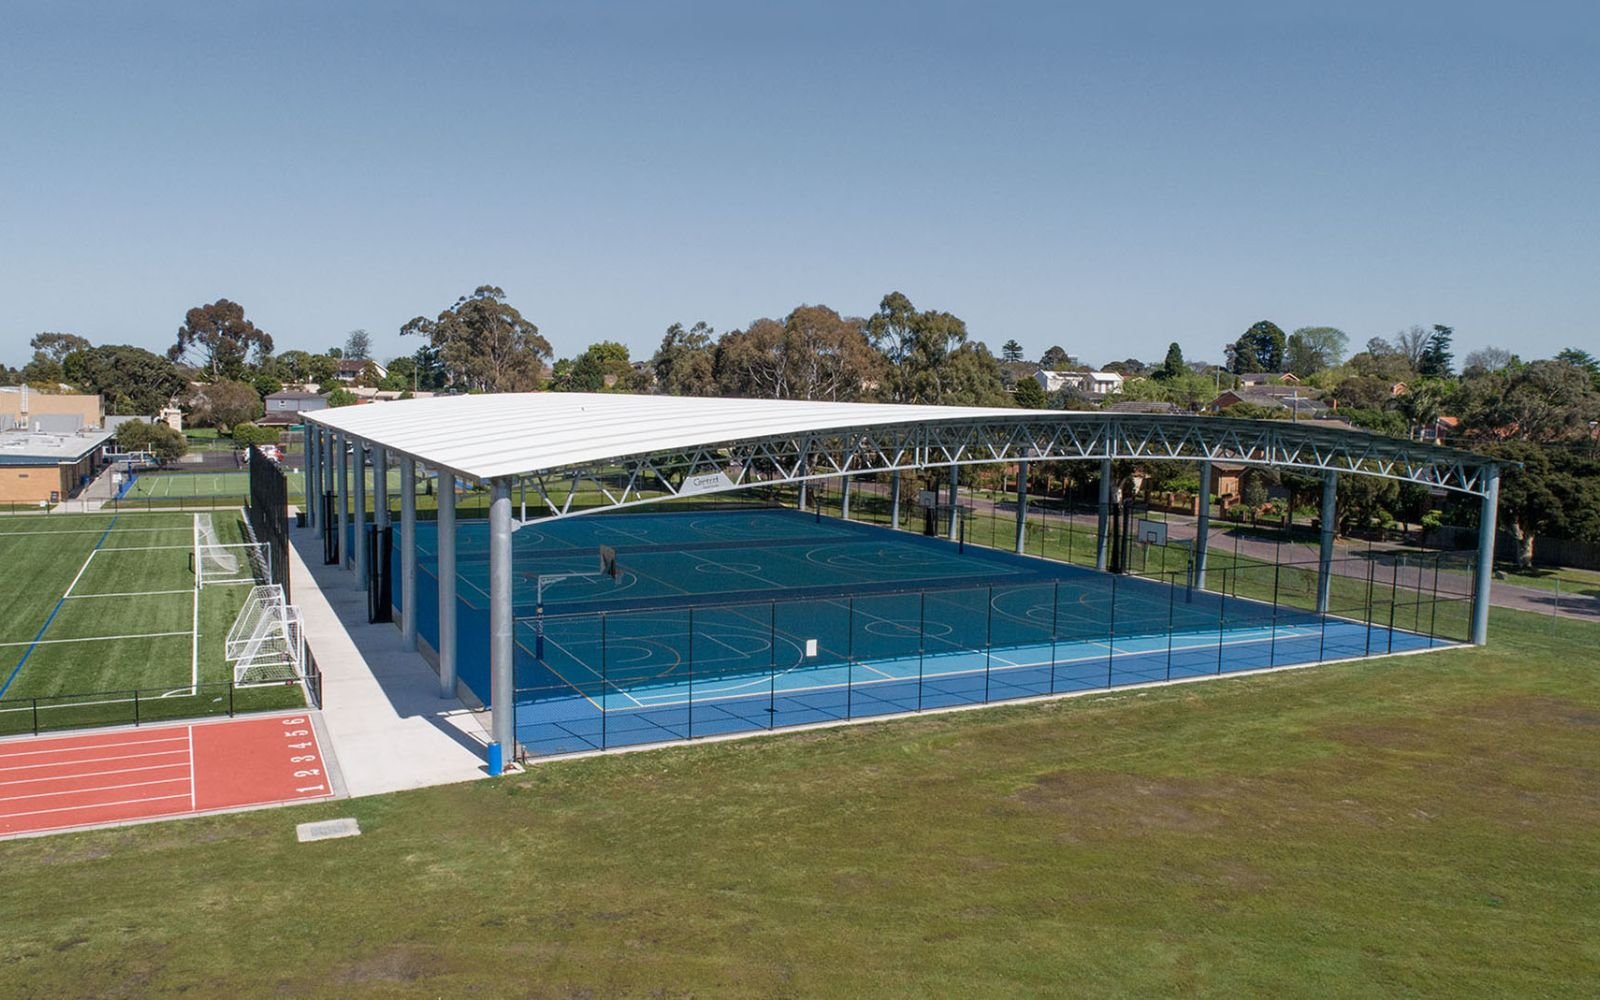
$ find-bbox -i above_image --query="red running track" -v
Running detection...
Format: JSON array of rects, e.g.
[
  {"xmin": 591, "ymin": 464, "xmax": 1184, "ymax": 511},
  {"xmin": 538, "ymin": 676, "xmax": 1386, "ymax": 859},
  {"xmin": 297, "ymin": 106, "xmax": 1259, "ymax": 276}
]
[{"xmin": 0, "ymin": 715, "xmax": 334, "ymax": 838}]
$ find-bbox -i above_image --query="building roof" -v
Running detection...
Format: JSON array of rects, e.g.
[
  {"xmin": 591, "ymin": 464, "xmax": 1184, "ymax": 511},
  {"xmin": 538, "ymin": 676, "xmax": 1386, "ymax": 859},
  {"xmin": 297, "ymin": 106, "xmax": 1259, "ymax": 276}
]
[{"xmin": 0, "ymin": 427, "xmax": 115, "ymax": 465}]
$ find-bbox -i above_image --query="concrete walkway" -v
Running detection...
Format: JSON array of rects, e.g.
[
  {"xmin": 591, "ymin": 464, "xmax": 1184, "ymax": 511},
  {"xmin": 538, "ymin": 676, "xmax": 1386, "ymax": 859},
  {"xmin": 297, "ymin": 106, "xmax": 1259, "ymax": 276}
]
[{"xmin": 287, "ymin": 528, "xmax": 490, "ymax": 797}]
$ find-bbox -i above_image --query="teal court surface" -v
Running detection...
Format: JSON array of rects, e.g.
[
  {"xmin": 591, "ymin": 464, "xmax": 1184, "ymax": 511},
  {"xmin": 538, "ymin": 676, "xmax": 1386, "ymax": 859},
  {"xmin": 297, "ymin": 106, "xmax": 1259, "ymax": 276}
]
[{"xmin": 390, "ymin": 508, "xmax": 1463, "ymax": 757}]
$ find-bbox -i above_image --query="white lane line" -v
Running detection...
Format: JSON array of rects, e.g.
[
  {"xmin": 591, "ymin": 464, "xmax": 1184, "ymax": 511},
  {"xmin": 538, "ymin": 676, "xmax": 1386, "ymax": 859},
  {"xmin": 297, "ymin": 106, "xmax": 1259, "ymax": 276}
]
[
  {"xmin": 0, "ymin": 762, "xmax": 192, "ymax": 788},
  {"xmin": 187, "ymin": 725, "xmax": 196, "ymax": 810},
  {"xmin": 0, "ymin": 792, "xmax": 191, "ymax": 821},
  {"xmin": 0, "ymin": 733, "xmax": 187, "ymax": 757},
  {"xmin": 0, "ymin": 631, "xmax": 192, "ymax": 648},
  {"xmin": 0, "ymin": 775, "xmax": 191, "ymax": 806},
  {"xmin": 0, "ymin": 750, "xmax": 189, "ymax": 773}
]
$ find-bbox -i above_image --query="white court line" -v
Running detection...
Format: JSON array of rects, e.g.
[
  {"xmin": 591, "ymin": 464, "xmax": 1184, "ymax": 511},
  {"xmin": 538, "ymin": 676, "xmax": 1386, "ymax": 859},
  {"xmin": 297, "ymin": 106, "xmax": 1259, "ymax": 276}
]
[
  {"xmin": 65, "ymin": 589, "xmax": 193, "ymax": 600},
  {"xmin": 0, "ymin": 630, "xmax": 192, "ymax": 648},
  {"xmin": 0, "ymin": 762, "xmax": 192, "ymax": 788},
  {"xmin": 0, "ymin": 748, "xmax": 188, "ymax": 773},
  {"xmin": 0, "ymin": 775, "xmax": 190, "ymax": 806},
  {"xmin": 0, "ymin": 792, "xmax": 190, "ymax": 821},
  {"xmin": 93, "ymin": 544, "xmax": 196, "ymax": 552}
]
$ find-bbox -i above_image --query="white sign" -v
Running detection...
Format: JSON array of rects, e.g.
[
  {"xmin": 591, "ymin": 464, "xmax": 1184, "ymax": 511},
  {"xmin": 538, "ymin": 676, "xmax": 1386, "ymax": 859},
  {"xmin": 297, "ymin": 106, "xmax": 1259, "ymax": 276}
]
[
  {"xmin": 679, "ymin": 471, "xmax": 734, "ymax": 496},
  {"xmin": 805, "ymin": 639, "xmax": 818, "ymax": 657}
]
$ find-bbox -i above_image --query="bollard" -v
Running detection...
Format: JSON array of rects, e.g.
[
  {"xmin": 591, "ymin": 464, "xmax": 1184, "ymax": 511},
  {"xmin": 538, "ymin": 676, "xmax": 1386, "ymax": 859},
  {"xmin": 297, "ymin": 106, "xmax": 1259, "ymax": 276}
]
[{"xmin": 487, "ymin": 741, "xmax": 504, "ymax": 776}]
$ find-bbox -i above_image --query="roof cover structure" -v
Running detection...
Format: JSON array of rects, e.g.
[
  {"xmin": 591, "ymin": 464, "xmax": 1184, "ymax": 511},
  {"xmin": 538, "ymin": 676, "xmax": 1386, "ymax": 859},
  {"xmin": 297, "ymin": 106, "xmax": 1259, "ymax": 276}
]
[{"xmin": 307, "ymin": 393, "xmax": 1019, "ymax": 482}]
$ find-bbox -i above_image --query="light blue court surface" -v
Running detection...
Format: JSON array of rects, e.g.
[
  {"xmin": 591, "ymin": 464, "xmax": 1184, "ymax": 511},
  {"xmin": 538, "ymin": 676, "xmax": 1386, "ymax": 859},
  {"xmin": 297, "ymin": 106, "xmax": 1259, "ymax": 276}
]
[{"xmin": 389, "ymin": 508, "xmax": 1460, "ymax": 757}]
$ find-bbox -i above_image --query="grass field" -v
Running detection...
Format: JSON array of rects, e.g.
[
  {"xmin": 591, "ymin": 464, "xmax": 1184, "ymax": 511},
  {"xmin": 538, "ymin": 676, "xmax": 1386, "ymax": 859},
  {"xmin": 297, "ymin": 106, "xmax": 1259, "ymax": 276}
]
[
  {"xmin": 0, "ymin": 606, "xmax": 1594, "ymax": 996},
  {"xmin": 0, "ymin": 511, "xmax": 305, "ymax": 732},
  {"xmin": 124, "ymin": 469, "xmax": 307, "ymax": 499}
]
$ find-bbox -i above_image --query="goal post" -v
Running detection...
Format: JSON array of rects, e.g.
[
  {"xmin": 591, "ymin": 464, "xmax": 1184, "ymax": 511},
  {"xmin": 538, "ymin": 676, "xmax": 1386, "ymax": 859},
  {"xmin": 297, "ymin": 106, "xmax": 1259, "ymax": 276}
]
[
  {"xmin": 195, "ymin": 513, "xmax": 270, "ymax": 587},
  {"xmin": 226, "ymin": 584, "xmax": 305, "ymax": 686}
]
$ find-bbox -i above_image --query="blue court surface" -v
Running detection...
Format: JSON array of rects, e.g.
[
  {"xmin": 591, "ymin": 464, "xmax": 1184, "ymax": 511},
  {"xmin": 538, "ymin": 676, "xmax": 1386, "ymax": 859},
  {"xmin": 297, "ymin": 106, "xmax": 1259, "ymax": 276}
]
[{"xmin": 398, "ymin": 508, "xmax": 1458, "ymax": 757}]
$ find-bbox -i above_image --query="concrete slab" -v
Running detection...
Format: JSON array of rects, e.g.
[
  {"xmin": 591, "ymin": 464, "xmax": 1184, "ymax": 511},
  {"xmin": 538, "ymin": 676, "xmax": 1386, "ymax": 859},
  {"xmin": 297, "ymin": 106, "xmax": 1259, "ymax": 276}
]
[{"xmin": 288, "ymin": 531, "xmax": 488, "ymax": 797}]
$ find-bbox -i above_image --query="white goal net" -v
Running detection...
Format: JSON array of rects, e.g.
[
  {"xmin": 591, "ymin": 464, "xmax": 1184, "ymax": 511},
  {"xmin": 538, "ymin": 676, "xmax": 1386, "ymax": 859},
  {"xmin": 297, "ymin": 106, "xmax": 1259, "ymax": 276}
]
[
  {"xmin": 225, "ymin": 584, "xmax": 305, "ymax": 686},
  {"xmin": 194, "ymin": 513, "xmax": 269, "ymax": 586}
]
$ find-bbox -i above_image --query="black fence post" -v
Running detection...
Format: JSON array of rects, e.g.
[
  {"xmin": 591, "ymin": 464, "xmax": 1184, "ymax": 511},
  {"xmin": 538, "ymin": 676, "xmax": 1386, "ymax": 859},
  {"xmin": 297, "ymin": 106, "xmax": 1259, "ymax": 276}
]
[
  {"xmin": 134, "ymin": 689, "xmax": 140, "ymax": 727},
  {"xmin": 228, "ymin": 683, "xmax": 235, "ymax": 717}
]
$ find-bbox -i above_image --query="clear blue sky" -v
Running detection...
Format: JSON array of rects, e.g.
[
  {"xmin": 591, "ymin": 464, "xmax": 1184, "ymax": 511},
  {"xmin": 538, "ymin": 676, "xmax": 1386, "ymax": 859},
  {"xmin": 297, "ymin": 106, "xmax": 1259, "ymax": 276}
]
[{"xmin": 2, "ymin": 1, "xmax": 1595, "ymax": 369}]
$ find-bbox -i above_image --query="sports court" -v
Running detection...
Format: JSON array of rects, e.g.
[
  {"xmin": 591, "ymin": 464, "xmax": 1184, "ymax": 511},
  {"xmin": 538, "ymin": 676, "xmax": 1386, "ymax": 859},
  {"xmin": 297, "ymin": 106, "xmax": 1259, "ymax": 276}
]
[
  {"xmin": 0, "ymin": 714, "xmax": 333, "ymax": 838},
  {"xmin": 399, "ymin": 508, "xmax": 1453, "ymax": 757}
]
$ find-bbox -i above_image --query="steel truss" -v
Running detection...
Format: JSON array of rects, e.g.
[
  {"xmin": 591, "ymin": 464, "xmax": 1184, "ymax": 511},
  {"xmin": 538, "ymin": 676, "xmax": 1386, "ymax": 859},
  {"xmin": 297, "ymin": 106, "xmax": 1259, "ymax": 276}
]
[{"xmin": 491, "ymin": 414, "xmax": 1496, "ymax": 518}]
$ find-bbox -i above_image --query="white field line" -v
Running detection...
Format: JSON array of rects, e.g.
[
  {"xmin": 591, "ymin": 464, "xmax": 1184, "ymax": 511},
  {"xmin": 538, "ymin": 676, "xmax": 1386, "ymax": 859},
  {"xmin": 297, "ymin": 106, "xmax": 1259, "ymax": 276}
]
[
  {"xmin": 0, "ymin": 630, "xmax": 191, "ymax": 648},
  {"xmin": 0, "ymin": 792, "xmax": 190, "ymax": 821},
  {"xmin": 0, "ymin": 527, "xmax": 187, "ymax": 537},
  {"xmin": 65, "ymin": 589, "xmax": 193, "ymax": 600},
  {"xmin": 0, "ymin": 735, "xmax": 187, "ymax": 761},
  {"xmin": 61, "ymin": 548, "xmax": 100, "ymax": 599},
  {"xmin": 95, "ymin": 544, "xmax": 199, "ymax": 552},
  {"xmin": 190, "ymin": 550, "xmax": 201, "ymax": 690}
]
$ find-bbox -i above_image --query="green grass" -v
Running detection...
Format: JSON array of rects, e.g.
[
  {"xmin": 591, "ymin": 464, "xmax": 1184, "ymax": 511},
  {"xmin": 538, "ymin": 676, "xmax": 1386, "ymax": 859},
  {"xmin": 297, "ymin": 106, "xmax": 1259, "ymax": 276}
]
[
  {"xmin": 125, "ymin": 469, "xmax": 307, "ymax": 500},
  {"xmin": 0, "ymin": 511, "xmax": 303, "ymax": 732},
  {"xmin": 2, "ymin": 607, "xmax": 1596, "ymax": 996},
  {"xmin": 1496, "ymin": 563, "xmax": 1600, "ymax": 597}
]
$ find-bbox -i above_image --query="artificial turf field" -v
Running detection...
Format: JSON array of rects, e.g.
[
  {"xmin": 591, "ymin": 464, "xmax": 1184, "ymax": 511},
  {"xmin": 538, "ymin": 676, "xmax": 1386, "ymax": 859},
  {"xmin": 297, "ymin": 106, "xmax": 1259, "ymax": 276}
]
[
  {"xmin": 0, "ymin": 606, "xmax": 1594, "ymax": 997},
  {"xmin": 0, "ymin": 511, "xmax": 305, "ymax": 732}
]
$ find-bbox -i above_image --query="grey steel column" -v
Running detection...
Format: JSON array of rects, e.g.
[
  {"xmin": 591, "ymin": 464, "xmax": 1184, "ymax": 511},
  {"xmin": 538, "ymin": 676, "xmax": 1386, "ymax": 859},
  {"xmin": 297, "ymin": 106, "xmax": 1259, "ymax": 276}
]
[
  {"xmin": 335, "ymin": 433, "xmax": 350, "ymax": 571},
  {"xmin": 400, "ymin": 456, "xmax": 418, "ymax": 651},
  {"xmin": 1316, "ymin": 471, "xmax": 1338, "ymax": 614},
  {"xmin": 890, "ymin": 470, "xmax": 901, "ymax": 531},
  {"xmin": 1015, "ymin": 460, "xmax": 1029, "ymax": 554},
  {"xmin": 1471, "ymin": 464, "xmax": 1501, "ymax": 645},
  {"xmin": 1195, "ymin": 458, "xmax": 1212, "ymax": 590},
  {"xmin": 489, "ymin": 478, "xmax": 515, "ymax": 752},
  {"xmin": 798, "ymin": 471, "xmax": 808, "ymax": 510},
  {"xmin": 840, "ymin": 477, "xmax": 851, "ymax": 520},
  {"xmin": 437, "ymin": 470, "xmax": 458, "ymax": 699},
  {"xmin": 353, "ymin": 440, "xmax": 368, "ymax": 586},
  {"xmin": 947, "ymin": 464, "xmax": 959, "ymax": 540},
  {"xmin": 1095, "ymin": 456, "xmax": 1112, "ymax": 571},
  {"xmin": 373, "ymin": 446, "xmax": 390, "ymax": 531},
  {"xmin": 303, "ymin": 424, "xmax": 315, "ymax": 529}
]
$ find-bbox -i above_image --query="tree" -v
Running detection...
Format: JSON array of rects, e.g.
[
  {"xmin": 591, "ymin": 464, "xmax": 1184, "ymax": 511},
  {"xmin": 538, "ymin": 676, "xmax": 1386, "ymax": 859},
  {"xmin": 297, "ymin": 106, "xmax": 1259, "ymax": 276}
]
[
  {"xmin": 229, "ymin": 421, "xmax": 280, "ymax": 448},
  {"xmin": 1417, "ymin": 324, "xmax": 1454, "ymax": 378},
  {"xmin": 1001, "ymin": 339, "xmax": 1025, "ymax": 363},
  {"xmin": 557, "ymin": 341, "xmax": 632, "ymax": 393},
  {"xmin": 1226, "ymin": 321, "xmax": 1287, "ymax": 374},
  {"xmin": 1390, "ymin": 381, "xmax": 1443, "ymax": 440},
  {"xmin": 401, "ymin": 286, "xmax": 551, "ymax": 392},
  {"xmin": 114, "ymin": 419, "xmax": 187, "ymax": 464},
  {"xmin": 1156, "ymin": 342, "xmax": 1186, "ymax": 381},
  {"xmin": 1391, "ymin": 325, "xmax": 1432, "ymax": 371},
  {"xmin": 1479, "ymin": 441, "xmax": 1600, "ymax": 568},
  {"xmin": 866, "ymin": 292, "xmax": 1003, "ymax": 405},
  {"xmin": 20, "ymin": 332, "xmax": 91, "ymax": 384},
  {"xmin": 1463, "ymin": 346, "xmax": 1516, "ymax": 376},
  {"xmin": 169, "ymin": 299, "xmax": 273, "ymax": 380},
  {"xmin": 188, "ymin": 379, "xmax": 263, "ymax": 429},
  {"xmin": 1012, "ymin": 374, "xmax": 1047, "ymax": 408},
  {"xmin": 1457, "ymin": 360, "xmax": 1600, "ymax": 444},
  {"xmin": 344, "ymin": 329, "xmax": 372, "ymax": 361},
  {"xmin": 250, "ymin": 371, "xmax": 283, "ymax": 399},
  {"xmin": 717, "ymin": 306, "xmax": 883, "ymax": 401},
  {"xmin": 651, "ymin": 322, "xmax": 718, "ymax": 396},
  {"xmin": 1039, "ymin": 345, "xmax": 1072, "ymax": 370},
  {"xmin": 1284, "ymin": 326, "xmax": 1348, "ymax": 377},
  {"xmin": 326, "ymin": 386, "xmax": 359, "ymax": 407},
  {"xmin": 1555, "ymin": 347, "xmax": 1600, "ymax": 392},
  {"xmin": 61, "ymin": 345, "xmax": 186, "ymax": 416},
  {"xmin": 304, "ymin": 354, "xmax": 339, "ymax": 388}
]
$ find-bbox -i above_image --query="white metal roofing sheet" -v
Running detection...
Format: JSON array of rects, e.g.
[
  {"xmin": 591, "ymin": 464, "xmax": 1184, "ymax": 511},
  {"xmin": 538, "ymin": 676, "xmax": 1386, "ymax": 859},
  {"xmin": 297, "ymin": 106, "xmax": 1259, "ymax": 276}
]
[{"xmin": 306, "ymin": 393, "xmax": 1022, "ymax": 481}]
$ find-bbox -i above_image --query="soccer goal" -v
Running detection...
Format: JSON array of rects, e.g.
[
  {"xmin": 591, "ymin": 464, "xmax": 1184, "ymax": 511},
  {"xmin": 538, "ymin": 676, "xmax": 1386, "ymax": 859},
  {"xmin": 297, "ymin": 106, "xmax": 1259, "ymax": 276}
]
[
  {"xmin": 194, "ymin": 513, "xmax": 269, "ymax": 586},
  {"xmin": 225, "ymin": 584, "xmax": 305, "ymax": 686}
]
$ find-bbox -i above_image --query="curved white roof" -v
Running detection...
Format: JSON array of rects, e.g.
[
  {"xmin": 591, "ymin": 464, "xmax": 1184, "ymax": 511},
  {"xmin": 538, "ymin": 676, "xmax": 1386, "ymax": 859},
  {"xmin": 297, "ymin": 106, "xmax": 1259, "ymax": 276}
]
[{"xmin": 307, "ymin": 393, "xmax": 1021, "ymax": 481}]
